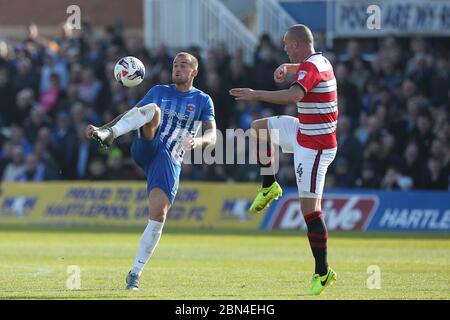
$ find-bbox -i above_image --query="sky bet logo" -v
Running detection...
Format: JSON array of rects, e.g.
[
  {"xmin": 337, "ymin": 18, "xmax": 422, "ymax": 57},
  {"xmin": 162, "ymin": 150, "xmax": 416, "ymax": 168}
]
[
  {"xmin": 221, "ymin": 199, "xmax": 253, "ymax": 222},
  {"xmin": 1, "ymin": 197, "xmax": 37, "ymax": 218},
  {"xmin": 262, "ymin": 194, "xmax": 378, "ymax": 231}
]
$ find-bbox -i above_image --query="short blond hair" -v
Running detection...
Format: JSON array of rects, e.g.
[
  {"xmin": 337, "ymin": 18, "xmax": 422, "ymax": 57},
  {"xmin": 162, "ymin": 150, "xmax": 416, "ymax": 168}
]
[
  {"xmin": 287, "ymin": 24, "xmax": 314, "ymax": 46},
  {"xmin": 174, "ymin": 52, "xmax": 198, "ymax": 69}
]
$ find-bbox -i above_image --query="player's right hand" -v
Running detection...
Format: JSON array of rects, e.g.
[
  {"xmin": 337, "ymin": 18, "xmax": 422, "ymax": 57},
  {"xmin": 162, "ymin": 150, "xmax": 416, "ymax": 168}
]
[
  {"xmin": 85, "ymin": 124, "xmax": 98, "ymax": 139},
  {"xmin": 274, "ymin": 64, "xmax": 288, "ymax": 83}
]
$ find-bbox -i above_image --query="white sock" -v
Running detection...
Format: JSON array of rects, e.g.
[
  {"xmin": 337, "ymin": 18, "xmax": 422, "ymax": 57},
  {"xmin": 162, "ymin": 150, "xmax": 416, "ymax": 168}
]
[
  {"xmin": 111, "ymin": 103, "xmax": 156, "ymax": 138},
  {"xmin": 131, "ymin": 219, "xmax": 164, "ymax": 276}
]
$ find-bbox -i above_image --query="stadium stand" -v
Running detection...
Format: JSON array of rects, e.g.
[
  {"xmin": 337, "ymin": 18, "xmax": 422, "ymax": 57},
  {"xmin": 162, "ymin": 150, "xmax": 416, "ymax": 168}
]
[{"xmin": 0, "ymin": 22, "xmax": 449, "ymax": 190}]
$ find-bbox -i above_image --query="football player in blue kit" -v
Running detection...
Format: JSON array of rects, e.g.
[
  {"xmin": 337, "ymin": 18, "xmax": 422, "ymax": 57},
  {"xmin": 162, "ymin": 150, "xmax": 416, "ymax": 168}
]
[{"xmin": 85, "ymin": 52, "xmax": 216, "ymax": 290}]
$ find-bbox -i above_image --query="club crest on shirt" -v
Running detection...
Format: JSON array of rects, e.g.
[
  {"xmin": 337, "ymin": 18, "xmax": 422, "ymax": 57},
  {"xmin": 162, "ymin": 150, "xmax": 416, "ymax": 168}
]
[
  {"xmin": 187, "ymin": 104, "xmax": 195, "ymax": 112},
  {"xmin": 298, "ymin": 70, "xmax": 307, "ymax": 80}
]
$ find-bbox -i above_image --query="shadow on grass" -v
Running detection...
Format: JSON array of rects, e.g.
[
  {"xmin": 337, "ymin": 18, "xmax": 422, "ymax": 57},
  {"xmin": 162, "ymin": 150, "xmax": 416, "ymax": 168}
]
[
  {"xmin": 1, "ymin": 295, "xmax": 159, "ymax": 300},
  {"xmin": 0, "ymin": 288, "xmax": 161, "ymax": 300},
  {"xmin": 0, "ymin": 224, "xmax": 448, "ymax": 240}
]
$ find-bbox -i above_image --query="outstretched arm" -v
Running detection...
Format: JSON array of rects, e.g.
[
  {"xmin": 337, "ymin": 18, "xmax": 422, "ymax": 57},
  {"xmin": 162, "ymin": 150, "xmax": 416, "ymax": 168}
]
[{"xmin": 229, "ymin": 85, "xmax": 305, "ymax": 105}]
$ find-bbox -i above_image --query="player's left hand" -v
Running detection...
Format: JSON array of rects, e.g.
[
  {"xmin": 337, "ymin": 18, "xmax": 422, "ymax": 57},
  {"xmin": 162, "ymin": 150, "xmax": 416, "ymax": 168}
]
[
  {"xmin": 229, "ymin": 88, "xmax": 257, "ymax": 101},
  {"xmin": 274, "ymin": 64, "xmax": 288, "ymax": 83},
  {"xmin": 182, "ymin": 137, "xmax": 201, "ymax": 150}
]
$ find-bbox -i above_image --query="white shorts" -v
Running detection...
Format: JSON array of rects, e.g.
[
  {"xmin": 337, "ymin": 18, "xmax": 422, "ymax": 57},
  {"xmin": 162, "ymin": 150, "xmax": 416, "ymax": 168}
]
[{"xmin": 268, "ymin": 116, "xmax": 337, "ymax": 199}]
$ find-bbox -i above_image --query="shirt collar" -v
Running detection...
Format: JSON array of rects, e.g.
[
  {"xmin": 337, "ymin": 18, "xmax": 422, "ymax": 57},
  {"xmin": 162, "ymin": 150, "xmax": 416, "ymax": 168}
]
[{"xmin": 303, "ymin": 52, "xmax": 322, "ymax": 62}]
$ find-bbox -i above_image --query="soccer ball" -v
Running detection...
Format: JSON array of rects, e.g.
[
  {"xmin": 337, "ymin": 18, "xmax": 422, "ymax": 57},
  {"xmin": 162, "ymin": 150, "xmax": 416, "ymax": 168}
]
[{"xmin": 114, "ymin": 56, "xmax": 145, "ymax": 87}]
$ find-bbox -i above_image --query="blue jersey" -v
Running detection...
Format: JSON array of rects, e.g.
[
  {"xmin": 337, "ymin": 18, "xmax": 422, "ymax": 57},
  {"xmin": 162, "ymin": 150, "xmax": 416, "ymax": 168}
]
[{"xmin": 138, "ymin": 84, "xmax": 215, "ymax": 164}]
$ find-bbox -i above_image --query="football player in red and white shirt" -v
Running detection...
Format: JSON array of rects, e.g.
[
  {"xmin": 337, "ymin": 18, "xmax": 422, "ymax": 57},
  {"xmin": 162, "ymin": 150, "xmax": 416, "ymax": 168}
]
[{"xmin": 230, "ymin": 24, "xmax": 337, "ymax": 295}]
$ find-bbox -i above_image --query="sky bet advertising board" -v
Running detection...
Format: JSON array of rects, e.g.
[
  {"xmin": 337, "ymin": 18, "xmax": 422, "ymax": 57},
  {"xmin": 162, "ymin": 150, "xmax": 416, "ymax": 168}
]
[
  {"xmin": 262, "ymin": 189, "xmax": 450, "ymax": 232},
  {"xmin": 0, "ymin": 183, "xmax": 449, "ymax": 232},
  {"xmin": 0, "ymin": 182, "xmax": 262, "ymax": 229}
]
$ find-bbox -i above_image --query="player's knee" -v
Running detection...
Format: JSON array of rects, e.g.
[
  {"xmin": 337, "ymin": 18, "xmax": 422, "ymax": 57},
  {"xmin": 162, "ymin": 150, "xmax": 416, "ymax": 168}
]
[
  {"xmin": 250, "ymin": 120, "xmax": 259, "ymax": 131},
  {"xmin": 251, "ymin": 119, "xmax": 270, "ymax": 141},
  {"xmin": 142, "ymin": 105, "xmax": 161, "ymax": 134},
  {"xmin": 251, "ymin": 120, "xmax": 264, "ymax": 138},
  {"xmin": 139, "ymin": 103, "xmax": 159, "ymax": 124},
  {"xmin": 149, "ymin": 207, "xmax": 167, "ymax": 222},
  {"xmin": 300, "ymin": 197, "xmax": 322, "ymax": 215},
  {"xmin": 148, "ymin": 201, "xmax": 170, "ymax": 222},
  {"xmin": 149, "ymin": 105, "xmax": 161, "ymax": 126},
  {"xmin": 153, "ymin": 104, "xmax": 161, "ymax": 117}
]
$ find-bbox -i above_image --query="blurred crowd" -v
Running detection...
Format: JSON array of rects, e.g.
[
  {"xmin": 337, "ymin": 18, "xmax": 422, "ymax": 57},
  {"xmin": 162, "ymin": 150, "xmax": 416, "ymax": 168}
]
[{"xmin": 0, "ymin": 21, "xmax": 449, "ymax": 190}]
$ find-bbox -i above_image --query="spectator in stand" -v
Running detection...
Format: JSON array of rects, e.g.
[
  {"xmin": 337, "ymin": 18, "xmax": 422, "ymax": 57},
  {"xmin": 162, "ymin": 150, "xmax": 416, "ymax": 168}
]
[
  {"xmin": 227, "ymin": 49, "xmax": 251, "ymax": 90},
  {"xmin": 39, "ymin": 73, "xmax": 65, "ymax": 116},
  {"xmin": 430, "ymin": 54, "xmax": 450, "ymax": 106},
  {"xmin": 406, "ymin": 53, "xmax": 433, "ymax": 97},
  {"xmin": 2, "ymin": 146, "xmax": 26, "ymax": 181},
  {"xmin": 0, "ymin": 140, "xmax": 13, "ymax": 178},
  {"xmin": 205, "ymin": 71, "xmax": 234, "ymax": 131},
  {"xmin": 78, "ymin": 68, "xmax": 102, "ymax": 109},
  {"xmin": 355, "ymin": 162, "xmax": 380, "ymax": 189},
  {"xmin": 87, "ymin": 157, "xmax": 108, "ymax": 180},
  {"xmin": 252, "ymin": 42, "xmax": 278, "ymax": 92},
  {"xmin": 400, "ymin": 141, "xmax": 422, "ymax": 188},
  {"xmin": 334, "ymin": 158, "xmax": 356, "ymax": 188},
  {"xmin": 380, "ymin": 166, "xmax": 412, "ymax": 190},
  {"xmin": 275, "ymin": 153, "xmax": 296, "ymax": 187},
  {"xmin": 75, "ymin": 124, "xmax": 98, "ymax": 179},
  {"xmin": 23, "ymin": 106, "xmax": 52, "ymax": 144},
  {"xmin": 418, "ymin": 157, "xmax": 449, "ymax": 190},
  {"xmin": 10, "ymin": 125, "xmax": 32, "ymax": 155},
  {"xmin": 106, "ymin": 148, "xmax": 127, "ymax": 180},
  {"xmin": 39, "ymin": 50, "xmax": 68, "ymax": 94},
  {"xmin": 343, "ymin": 40, "xmax": 371, "ymax": 74},
  {"xmin": 11, "ymin": 57, "xmax": 38, "ymax": 93},
  {"xmin": 0, "ymin": 68, "xmax": 15, "ymax": 125},
  {"xmin": 335, "ymin": 115, "xmax": 362, "ymax": 172},
  {"xmin": 411, "ymin": 111, "xmax": 435, "ymax": 157},
  {"xmin": 16, "ymin": 153, "xmax": 46, "ymax": 182},
  {"xmin": 335, "ymin": 63, "xmax": 360, "ymax": 121},
  {"xmin": 32, "ymin": 140, "xmax": 59, "ymax": 180},
  {"xmin": 10, "ymin": 88, "xmax": 35, "ymax": 126},
  {"xmin": 52, "ymin": 112, "xmax": 78, "ymax": 179}
]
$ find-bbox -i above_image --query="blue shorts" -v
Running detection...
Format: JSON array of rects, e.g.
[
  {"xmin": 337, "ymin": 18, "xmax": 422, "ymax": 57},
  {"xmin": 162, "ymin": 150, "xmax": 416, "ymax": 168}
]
[{"xmin": 131, "ymin": 132, "xmax": 181, "ymax": 204}]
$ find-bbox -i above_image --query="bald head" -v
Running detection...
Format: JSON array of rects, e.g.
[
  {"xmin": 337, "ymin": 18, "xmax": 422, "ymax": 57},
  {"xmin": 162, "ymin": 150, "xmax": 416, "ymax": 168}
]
[
  {"xmin": 287, "ymin": 24, "xmax": 314, "ymax": 46},
  {"xmin": 283, "ymin": 24, "xmax": 315, "ymax": 63}
]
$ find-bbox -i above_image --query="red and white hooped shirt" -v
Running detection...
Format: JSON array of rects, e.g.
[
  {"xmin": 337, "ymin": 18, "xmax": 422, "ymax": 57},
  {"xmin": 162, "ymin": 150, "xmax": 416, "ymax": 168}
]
[{"xmin": 291, "ymin": 52, "xmax": 338, "ymax": 150}]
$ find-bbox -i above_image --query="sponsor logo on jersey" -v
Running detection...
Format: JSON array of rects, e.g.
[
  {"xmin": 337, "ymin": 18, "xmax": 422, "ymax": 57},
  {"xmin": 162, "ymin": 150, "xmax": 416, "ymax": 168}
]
[{"xmin": 163, "ymin": 108, "xmax": 191, "ymax": 121}]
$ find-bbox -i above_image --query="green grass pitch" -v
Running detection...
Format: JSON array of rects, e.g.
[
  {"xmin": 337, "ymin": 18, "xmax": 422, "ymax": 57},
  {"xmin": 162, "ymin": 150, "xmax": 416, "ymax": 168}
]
[{"xmin": 0, "ymin": 227, "xmax": 448, "ymax": 300}]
